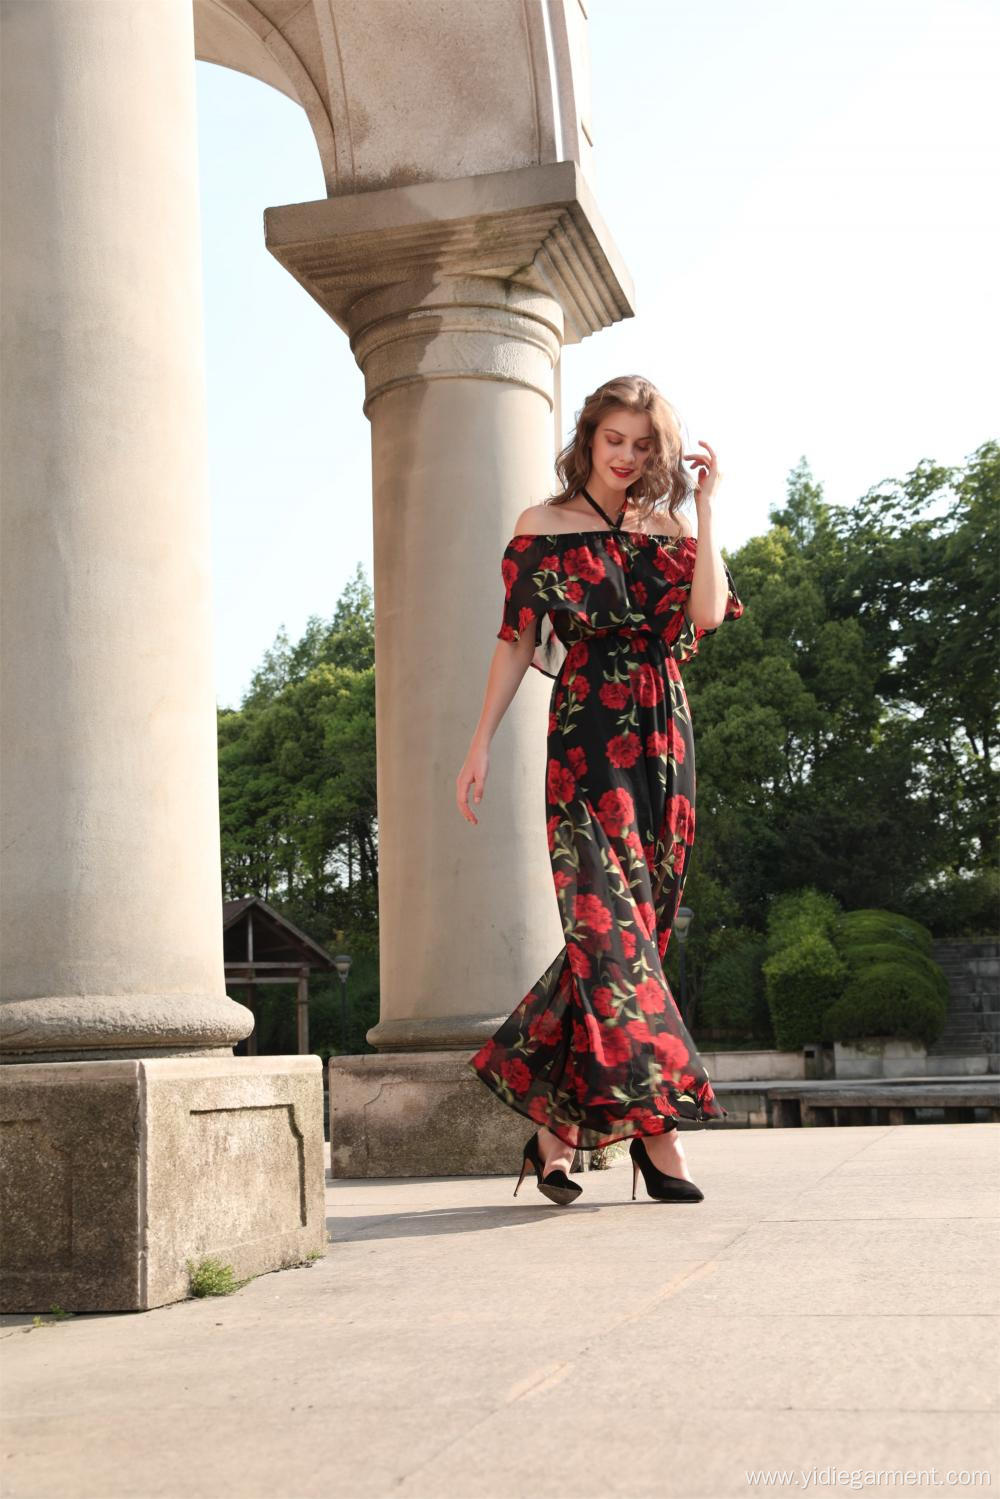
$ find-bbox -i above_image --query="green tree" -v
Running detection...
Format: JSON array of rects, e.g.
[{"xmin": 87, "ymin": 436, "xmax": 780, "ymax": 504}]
[
  {"xmin": 218, "ymin": 563, "xmax": 378, "ymax": 931},
  {"xmin": 683, "ymin": 442, "xmax": 998, "ymax": 955}
]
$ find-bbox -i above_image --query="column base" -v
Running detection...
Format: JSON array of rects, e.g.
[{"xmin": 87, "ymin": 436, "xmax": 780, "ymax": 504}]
[
  {"xmin": 0, "ymin": 991, "xmax": 254, "ymax": 1062},
  {"xmin": 328, "ymin": 1049, "xmax": 535, "ymax": 1178},
  {"xmin": 0, "ymin": 1056, "xmax": 325, "ymax": 1313}
]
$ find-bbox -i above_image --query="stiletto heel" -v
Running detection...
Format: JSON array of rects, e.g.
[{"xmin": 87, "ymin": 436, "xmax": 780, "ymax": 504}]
[
  {"xmin": 629, "ymin": 1133, "xmax": 704, "ymax": 1203},
  {"xmin": 513, "ymin": 1131, "xmax": 583, "ymax": 1207},
  {"xmin": 513, "ymin": 1154, "xmax": 532, "ymax": 1197}
]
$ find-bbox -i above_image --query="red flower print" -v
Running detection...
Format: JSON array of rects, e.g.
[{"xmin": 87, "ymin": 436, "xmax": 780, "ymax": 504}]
[
  {"xmin": 547, "ymin": 759, "xmax": 577, "ymax": 805},
  {"xmin": 584, "ymin": 1014, "xmax": 632, "ymax": 1067},
  {"xmin": 633, "ymin": 662, "xmax": 664, "ymax": 706},
  {"xmin": 652, "ymin": 1032, "xmax": 691, "ymax": 1071},
  {"xmin": 635, "ymin": 900, "xmax": 656, "ymax": 938},
  {"xmin": 563, "ymin": 546, "xmax": 607, "ymax": 583},
  {"xmin": 652, "ymin": 548, "xmax": 690, "ymax": 582},
  {"xmin": 528, "ymin": 1096, "xmax": 551, "ymax": 1124},
  {"xmin": 574, "ymin": 893, "xmax": 614, "ymax": 936},
  {"xmin": 666, "ymin": 721, "xmax": 686, "ymax": 762},
  {"xmin": 607, "ymin": 731, "xmax": 643, "ymax": 769},
  {"xmin": 471, "ymin": 529, "xmax": 743, "ymax": 1149},
  {"xmin": 636, "ymin": 976, "xmax": 667, "ymax": 1013},
  {"xmin": 530, "ymin": 1010, "xmax": 563, "ymax": 1046},
  {"xmin": 596, "ymin": 786, "xmax": 636, "ymax": 839},
  {"xmin": 623, "ymin": 1105, "xmax": 662, "ymax": 1128},
  {"xmin": 567, "ymin": 944, "xmax": 592, "ymax": 979},
  {"xmin": 592, "ymin": 986, "xmax": 616, "ymax": 1017},
  {"xmin": 567, "ymin": 745, "xmax": 588, "ymax": 778},
  {"xmin": 653, "ymin": 585, "xmax": 687, "ymax": 618},
  {"xmin": 666, "ymin": 793, "xmax": 695, "ymax": 845},
  {"xmin": 500, "ymin": 1057, "xmax": 532, "ymax": 1095},
  {"xmin": 599, "ymin": 679, "xmax": 631, "ymax": 710}
]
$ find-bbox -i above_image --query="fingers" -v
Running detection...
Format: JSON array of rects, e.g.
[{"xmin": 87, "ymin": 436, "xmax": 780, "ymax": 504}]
[{"xmin": 456, "ymin": 771, "xmax": 482, "ymax": 825}]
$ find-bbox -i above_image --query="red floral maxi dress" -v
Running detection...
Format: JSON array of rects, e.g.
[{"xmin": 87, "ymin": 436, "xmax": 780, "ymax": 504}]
[{"xmin": 467, "ymin": 509, "xmax": 745, "ymax": 1152}]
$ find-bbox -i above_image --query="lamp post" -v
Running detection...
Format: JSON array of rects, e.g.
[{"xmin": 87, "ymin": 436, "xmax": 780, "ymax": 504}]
[
  {"xmin": 672, "ymin": 906, "xmax": 694, "ymax": 1029},
  {"xmin": 332, "ymin": 946, "xmax": 352, "ymax": 1053}
]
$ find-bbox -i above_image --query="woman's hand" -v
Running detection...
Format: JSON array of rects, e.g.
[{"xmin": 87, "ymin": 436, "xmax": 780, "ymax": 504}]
[
  {"xmin": 456, "ymin": 740, "xmax": 490, "ymax": 825},
  {"xmin": 683, "ymin": 438, "xmax": 723, "ymax": 507}
]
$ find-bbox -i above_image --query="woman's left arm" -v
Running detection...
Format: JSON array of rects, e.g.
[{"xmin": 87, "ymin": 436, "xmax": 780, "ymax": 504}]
[{"xmin": 685, "ymin": 439, "xmax": 736, "ymax": 630}]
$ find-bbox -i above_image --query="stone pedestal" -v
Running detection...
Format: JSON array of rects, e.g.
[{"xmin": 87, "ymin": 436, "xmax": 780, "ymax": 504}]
[
  {"xmin": 0, "ymin": 1057, "xmax": 325, "ymax": 1312},
  {"xmin": 328, "ymin": 1051, "xmax": 533, "ymax": 1178}
]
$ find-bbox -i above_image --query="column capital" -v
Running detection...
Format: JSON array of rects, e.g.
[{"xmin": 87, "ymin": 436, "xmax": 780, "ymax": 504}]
[
  {"xmin": 347, "ymin": 274, "xmax": 566, "ymax": 414},
  {"xmin": 263, "ymin": 159, "xmax": 635, "ymax": 349}
]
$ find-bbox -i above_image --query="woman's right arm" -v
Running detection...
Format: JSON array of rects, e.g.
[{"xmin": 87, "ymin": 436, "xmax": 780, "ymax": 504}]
[{"xmin": 456, "ymin": 628, "xmax": 536, "ymax": 826}]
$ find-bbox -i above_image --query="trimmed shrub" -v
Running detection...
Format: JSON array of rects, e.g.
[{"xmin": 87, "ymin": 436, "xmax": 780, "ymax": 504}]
[
  {"xmin": 834, "ymin": 908, "xmax": 933, "ymax": 956},
  {"xmin": 765, "ymin": 888, "xmax": 842, "ymax": 957},
  {"xmin": 763, "ymin": 933, "xmax": 848, "ymax": 1051},
  {"xmin": 837, "ymin": 941, "xmax": 949, "ymax": 1004},
  {"xmin": 821, "ymin": 962, "xmax": 947, "ymax": 1047}
]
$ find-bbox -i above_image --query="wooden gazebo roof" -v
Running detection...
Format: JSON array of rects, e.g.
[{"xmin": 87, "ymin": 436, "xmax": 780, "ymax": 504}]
[{"xmin": 223, "ymin": 897, "xmax": 338, "ymax": 1055}]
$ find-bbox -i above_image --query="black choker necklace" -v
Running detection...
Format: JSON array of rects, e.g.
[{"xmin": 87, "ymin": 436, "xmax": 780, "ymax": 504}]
[{"xmin": 580, "ymin": 486, "xmax": 628, "ymax": 531}]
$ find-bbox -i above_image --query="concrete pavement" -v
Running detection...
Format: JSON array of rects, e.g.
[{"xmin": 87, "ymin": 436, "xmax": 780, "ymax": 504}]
[{"xmin": 3, "ymin": 1124, "xmax": 998, "ymax": 1498}]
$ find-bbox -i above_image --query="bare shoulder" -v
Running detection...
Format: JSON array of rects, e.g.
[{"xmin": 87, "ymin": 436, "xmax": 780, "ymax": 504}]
[
  {"xmin": 645, "ymin": 508, "xmax": 695, "ymax": 538},
  {"xmin": 512, "ymin": 503, "xmax": 559, "ymax": 537}
]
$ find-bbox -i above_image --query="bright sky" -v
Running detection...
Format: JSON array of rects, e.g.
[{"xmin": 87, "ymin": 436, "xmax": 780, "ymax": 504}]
[{"xmin": 195, "ymin": 0, "xmax": 998, "ymax": 710}]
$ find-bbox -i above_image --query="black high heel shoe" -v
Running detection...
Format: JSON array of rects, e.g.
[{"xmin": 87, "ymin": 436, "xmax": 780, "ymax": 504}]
[
  {"xmin": 629, "ymin": 1133, "xmax": 704, "ymax": 1203},
  {"xmin": 513, "ymin": 1131, "xmax": 583, "ymax": 1206}
]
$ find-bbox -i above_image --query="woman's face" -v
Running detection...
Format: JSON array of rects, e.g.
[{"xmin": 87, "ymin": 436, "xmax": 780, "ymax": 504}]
[{"xmin": 590, "ymin": 409, "xmax": 654, "ymax": 491}]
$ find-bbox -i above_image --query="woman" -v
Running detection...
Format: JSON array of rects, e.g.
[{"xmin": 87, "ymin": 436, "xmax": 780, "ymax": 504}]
[{"xmin": 456, "ymin": 375, "xmax": 745, "ymax": 1207}]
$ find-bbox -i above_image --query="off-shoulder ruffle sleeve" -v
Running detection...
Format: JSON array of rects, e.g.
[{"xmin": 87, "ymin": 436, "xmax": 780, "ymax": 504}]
[
  {"xmin": 496, "ymin": 535, "xmax": 568, "ymax": 679},
  {"xmin": 668, "ymin": 558, "xmax": 744, "ymax": 666}
]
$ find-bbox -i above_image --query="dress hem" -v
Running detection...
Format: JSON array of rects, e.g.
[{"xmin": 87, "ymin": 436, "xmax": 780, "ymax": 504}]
[{"xmin": 468, "ymin": 1056, "xmax": 728, "ymax": 1152}]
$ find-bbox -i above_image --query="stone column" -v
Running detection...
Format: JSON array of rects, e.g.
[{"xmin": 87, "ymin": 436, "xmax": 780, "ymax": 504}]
[
  {"xmin": 264, "ymin": 163, "xmax": 634, "ymax": 1174},
  {"xmin": 0, "ymin": 0, "xmax": 250, "ymax": 1061},
  {"xmin": 0, "ymin": 0, "xmax": 323, "ymax": 1312}
]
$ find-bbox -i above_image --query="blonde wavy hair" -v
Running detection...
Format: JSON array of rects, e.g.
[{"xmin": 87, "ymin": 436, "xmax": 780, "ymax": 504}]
[{"xmin": 545, "ymin": 375, "xmax": 694, "ymax": 526}]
